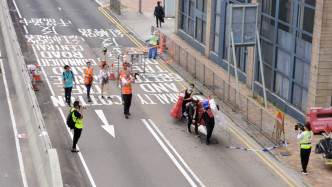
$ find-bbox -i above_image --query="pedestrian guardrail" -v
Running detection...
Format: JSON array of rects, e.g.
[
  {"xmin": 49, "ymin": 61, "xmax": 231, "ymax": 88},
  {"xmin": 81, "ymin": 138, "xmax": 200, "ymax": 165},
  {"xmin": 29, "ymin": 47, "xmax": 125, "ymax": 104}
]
[
  {"xmin": 153, "ymin": 26, "xmax": 281, "ymax": 146},
  {"xmin": 0, "ymin": 0, "xmax": 63, "ymax": 186}
]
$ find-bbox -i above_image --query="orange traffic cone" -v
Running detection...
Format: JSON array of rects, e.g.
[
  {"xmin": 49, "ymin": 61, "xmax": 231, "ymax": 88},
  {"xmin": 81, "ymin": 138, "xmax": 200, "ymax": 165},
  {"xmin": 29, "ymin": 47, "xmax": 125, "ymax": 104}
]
[
  {"xmin": 33, "ymin": 65, "xmax": 41, "ymax": 82},
  {"xmin": 101, "ymin": 51, "xmax": 107, "ymax": 70},
  {"xmin": 109, "ymin": 63, "xmax": 115, "ymax": 80},
  {"xmin": 32, "ymin": 77, "xmax": 39, "ymax": 91}
]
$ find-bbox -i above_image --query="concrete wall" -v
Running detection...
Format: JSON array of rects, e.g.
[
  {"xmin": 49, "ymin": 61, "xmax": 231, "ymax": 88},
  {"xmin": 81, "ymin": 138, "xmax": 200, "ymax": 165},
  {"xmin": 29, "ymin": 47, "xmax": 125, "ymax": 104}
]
[
  {"xmin": 0, "ymin": 0, "xmax": 63, "ymax": 186},
  {"xmin": 307, "ymin": 0, "xmax": 332, "ymax": 109}
]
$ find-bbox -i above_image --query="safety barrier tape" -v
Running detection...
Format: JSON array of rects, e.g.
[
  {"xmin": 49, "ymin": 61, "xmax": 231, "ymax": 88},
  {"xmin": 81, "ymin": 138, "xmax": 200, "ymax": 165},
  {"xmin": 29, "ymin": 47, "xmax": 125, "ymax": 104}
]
[{"xmin": 226, "ymin": 141, "xmax": 289, "ymax": 152}]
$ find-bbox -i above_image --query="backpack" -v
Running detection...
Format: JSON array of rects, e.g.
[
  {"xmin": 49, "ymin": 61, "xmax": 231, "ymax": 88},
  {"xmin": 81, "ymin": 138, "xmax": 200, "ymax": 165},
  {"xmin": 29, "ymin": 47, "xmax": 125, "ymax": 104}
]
[{"xmin": 66, "ymin": 109, "xmax": 75, "ymax": 129}]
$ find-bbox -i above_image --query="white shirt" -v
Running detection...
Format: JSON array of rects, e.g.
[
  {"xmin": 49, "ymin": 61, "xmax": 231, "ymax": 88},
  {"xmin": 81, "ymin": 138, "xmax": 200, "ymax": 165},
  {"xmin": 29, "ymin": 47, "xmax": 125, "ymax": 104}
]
[
  {"xmin": 99, "ymin": 69, "xmax": 110, "ymax": 79},
  {"xmin": 122, "ymin": 77, "xmax": 128, "ymax": 86}
]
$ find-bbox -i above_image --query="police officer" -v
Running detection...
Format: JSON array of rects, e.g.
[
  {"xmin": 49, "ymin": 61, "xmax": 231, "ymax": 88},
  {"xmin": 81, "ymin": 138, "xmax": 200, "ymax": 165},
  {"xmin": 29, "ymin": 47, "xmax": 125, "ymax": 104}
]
[
  {"xmin": 146, "ymin": 31, "xmax": 159, "ymax": 59},
  {"xmin": 122, "ymin": 70, "xmax": 135, "ymax": 119},
  {"xmin": 71, "ymin": 101, "xmax": 84, "ymax": 152},
  {"xmin": 187, "ymin": 99, "xmax": 200, "ymax": 137},
  {"xmin": 199, "ymin": 101, "xmax": 215, "ymax": 145},
  {"xmin": 297, "ymin": 122, "xmax": 313, "ymax": 175}
]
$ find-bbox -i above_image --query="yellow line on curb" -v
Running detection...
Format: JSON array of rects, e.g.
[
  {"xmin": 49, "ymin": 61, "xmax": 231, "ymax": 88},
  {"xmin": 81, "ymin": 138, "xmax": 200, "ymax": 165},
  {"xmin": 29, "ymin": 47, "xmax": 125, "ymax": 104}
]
[{"xmin": 227, "ymin": 123, "xmax": 298, "ymax": 187}]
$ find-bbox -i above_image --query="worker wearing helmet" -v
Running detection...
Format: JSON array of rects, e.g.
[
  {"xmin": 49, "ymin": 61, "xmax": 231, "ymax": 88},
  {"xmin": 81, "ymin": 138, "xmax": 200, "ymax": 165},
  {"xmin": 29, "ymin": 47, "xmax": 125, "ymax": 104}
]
[
  {"xmin": 146, "ymin": 31, "xmax": 159, "ymax": 59},
  {"xmin": 199, "ymin": 101, "xmax": 215, "ymax": 145},
  {"xmin": 187, "ymin": 99, "xmax": 200, "ymax": 137}
]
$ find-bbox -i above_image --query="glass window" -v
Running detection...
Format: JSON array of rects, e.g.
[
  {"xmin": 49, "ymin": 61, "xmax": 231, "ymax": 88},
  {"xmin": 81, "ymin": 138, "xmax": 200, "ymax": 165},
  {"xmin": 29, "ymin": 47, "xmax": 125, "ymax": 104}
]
[
  {"xmin": 294, "ymin": 58, "xmax": 310, "ymax": 87},
  {"xmin": 276, "ymin": 48, "xmax": 291, "ymax": 76},
  {"xmin": 181, "ymin": 0, "xmax": 188, "ymax": 14},
  {"xmin": 297, "ymin": 5, "xmax": 315, "ymax": 34},
  {"xmin": 262, "ymin": 0, "xmax": 276, "ymax": 17},
  {"xmin": 261, "ymin": 40, "xmax": 274, "ymax": 65},
  {"xmin": 189, "ymin": 0, "xmax": 195, "ymax": 17},
  {"xmin": 275, "ymin": 73, "xmax": 289, "ymax": 99},
  {"xmin": 296, "ymin": 33, "xmax": 312, "ymax": 61},
  {"xmin": 258, "ymin": 64, "xmax": 272, "ymax": 89},
  {"xmin": 214, "ymin": 35, "xmax": 219, "ymax": 52},
  {"xmin": 188, "ymin": 19, "xmax": 195, "ymax": 36},
  {"xmin": 278, "ymin": 0, "xmax": 294, "ymax": 24},
  {"xmin": 196, "ymin": 18, "xmax": 202, "ymax": 41},
  {"xmin": 301, "ymin": 89, "xmax": 308, "ymax": 111},
  {"xmin": 277, "ymin": 27, "xmax": 293, "ymax": 52},
  {"xmin": 292, "ymin": 83, "xmax": 302, "ymax": 109},
  {"xmin": 300, "ymin": 0, "xmax": 315, "ymax": 7},
  {"xmin": 215, "ymin": 15, "xmax": 220, "ymax": 34},
  {"xmin": 181, "ymin": 14, "xmax": 187, "ymax": 31},
  {"xmin": 261, "ymin": 16, "xmax": 275, "ymax": 41},
  {"xmin": 204, "ymin": 0, "xmax": 207, "ymax": 13},
  {"xmin": 197, "ymin": 0, "xmax": 203, "ymax": 11},
  {"xmin": 202, "ymin": 21, "xmax": 206, "ymax": 44}
]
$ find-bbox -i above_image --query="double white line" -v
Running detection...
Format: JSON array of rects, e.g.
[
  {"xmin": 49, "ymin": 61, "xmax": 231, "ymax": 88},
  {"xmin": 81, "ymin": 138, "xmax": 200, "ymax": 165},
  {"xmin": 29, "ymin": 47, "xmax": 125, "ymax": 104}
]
[{"xmin": 141, "ymin": 119, "xmax": 205, "ymax": 187}]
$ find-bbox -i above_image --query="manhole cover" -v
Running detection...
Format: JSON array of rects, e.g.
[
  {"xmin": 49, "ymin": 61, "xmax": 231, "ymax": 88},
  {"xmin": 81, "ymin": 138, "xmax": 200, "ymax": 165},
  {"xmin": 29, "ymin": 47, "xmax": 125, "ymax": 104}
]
[{"xmin": 280, "ymin": 152, "xmax": 291, "ymax": 156}]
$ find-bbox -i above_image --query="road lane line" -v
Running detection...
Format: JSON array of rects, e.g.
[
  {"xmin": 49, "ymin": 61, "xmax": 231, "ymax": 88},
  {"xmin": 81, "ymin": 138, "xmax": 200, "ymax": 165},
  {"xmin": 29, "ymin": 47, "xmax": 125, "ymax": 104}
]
[
  {"xmin": 227, "ymin": 124, "xmax": 296, "ymax": 187},
  {"xmin": 0, "ymin": 59, "xmax": 28, "ymax": 187},
  {"xmin": 148, "ymin": 119, "xmax": 205, "ymax": 187},
  {"xmin": 58, "ymin": 107, "xmax": 97, "ymax": 187},
  {"xmin": 23, "ymin": 25, "xmax": 28, "ymax": 34},
  {"xmin": 227, "ymin": 122, "xmax": 297, "ymax": 186},
  {"xmin": 141, "ymin": 119, "xmax": 198, "ymax": 187},
  {"xmin": 12, "ymin": 0, "xmax": 22, "ymax": 18},
  {"xmin": 40, "ymin": 66, "xmax": 55, "ymax": 96}
]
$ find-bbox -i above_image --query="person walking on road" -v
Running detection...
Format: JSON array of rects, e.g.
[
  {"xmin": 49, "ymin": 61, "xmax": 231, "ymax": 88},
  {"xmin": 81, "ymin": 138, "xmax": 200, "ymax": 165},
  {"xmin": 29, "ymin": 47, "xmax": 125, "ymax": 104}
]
[
  {"xmin": 154, "ymin": 1, "xmax": 165, "ymax": 28},
  {"xmin": 146, "ymin": 31, "xmax": 159, "ymax": 59},
  {"xmin": 180, "ymin": 84, "xmax": 195, "ymax": 120},
  {"xmin": 117, "ymin": 61, "xmax": 132, "ymax": 105},
  {"xmin": 84, "ymin": 61, "xmax": 94, "ymax": 102},
  {"xmin": 71, "ymin": 101, "xmax": 84, "ymax": 152},
  {"xmin": 199, "ymin": 101, "xmax": 215, "ymax": 145},
  {"xmin": 62, "ymin": 65, "xmax": 76, "ymax": 107},
  {"xmin": 122, "ymin": 70, "xmax": 135, "ymax": 119},
  {"xmin": 187, "ymin": 99, "xmax": 200, "ymax": 137},
  {"xmin": 98, "ymin": 64, "xmax": 111, "ymax": 99},
  {"xmin": 297, "ymin": 123, "xmax": 313, "ymax": 175}
]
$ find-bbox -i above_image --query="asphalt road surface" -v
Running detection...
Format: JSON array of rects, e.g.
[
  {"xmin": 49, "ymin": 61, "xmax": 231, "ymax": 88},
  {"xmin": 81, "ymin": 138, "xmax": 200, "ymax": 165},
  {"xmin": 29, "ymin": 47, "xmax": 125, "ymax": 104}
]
[{"xmin": 7, "ymin": 0, "xmax": 306, "ymax": 186}]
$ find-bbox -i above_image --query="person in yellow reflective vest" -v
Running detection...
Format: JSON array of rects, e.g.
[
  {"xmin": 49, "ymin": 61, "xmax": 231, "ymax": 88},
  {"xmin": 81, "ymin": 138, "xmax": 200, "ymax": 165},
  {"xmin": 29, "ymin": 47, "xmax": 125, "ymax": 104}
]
[
  {"xmin": 146, "ymin": 31, "xmax": 159, "ymax": 59},
  {"xmin": 71, "ymin": 101, "xmax": 84, "ymax": 152},
  {"xmin": 297, "ymin": 122, "xmax": 313, "ymax": 175}
]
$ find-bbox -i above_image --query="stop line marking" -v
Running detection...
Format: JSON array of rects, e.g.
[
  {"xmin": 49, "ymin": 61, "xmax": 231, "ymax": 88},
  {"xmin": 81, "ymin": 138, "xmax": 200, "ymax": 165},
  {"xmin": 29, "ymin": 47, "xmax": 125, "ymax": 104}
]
[{"xmin": 142, "ymin": 119, "xmax": 205, "ymax": 187}]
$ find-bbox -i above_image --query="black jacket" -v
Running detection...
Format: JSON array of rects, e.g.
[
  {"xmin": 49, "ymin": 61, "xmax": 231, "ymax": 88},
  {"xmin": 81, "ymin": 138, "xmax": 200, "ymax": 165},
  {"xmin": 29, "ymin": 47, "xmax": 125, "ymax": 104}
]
[
  {"xmin": 188, "ymin": 104, "xmax": 198, "ymax": 121},
  {"xmin": 199, "ymin": 108, "xmax": 215, "ymax": 125},
  {"xmin": 154, "ymin": 5, "xmax": 165, "ymax": 18}
]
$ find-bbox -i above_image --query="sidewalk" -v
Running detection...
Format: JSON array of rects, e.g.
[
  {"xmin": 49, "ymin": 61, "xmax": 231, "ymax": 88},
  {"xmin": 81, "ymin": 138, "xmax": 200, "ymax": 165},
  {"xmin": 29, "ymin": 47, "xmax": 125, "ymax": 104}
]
[{"xmin": 103, "ymin": 1, "xmax": 332, "ymax": 186}]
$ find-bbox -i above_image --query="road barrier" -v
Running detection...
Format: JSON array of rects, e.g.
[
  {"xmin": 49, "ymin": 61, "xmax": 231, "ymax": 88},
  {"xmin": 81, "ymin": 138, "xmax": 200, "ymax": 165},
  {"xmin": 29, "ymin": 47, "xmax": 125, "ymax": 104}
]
[{"xmin": 0, "ymin": 0, "xmax": 63, "ymax": 186}]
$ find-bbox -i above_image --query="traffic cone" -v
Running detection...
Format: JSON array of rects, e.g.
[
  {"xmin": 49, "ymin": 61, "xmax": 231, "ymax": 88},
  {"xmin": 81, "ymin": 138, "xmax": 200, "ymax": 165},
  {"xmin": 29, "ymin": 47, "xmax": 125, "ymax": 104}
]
[
  {"xmin": 101, "ymin": 52, "xmax": 107, "ymax": 70},
  {"xmin": 32, "ymin": 77, "xmax": 39, "ymax": 91},
  {"xmin": 33, "ymin": 65, "xmax": 41, "ymax": 82},
  {"xmin": 109, "ymin": 63, "xmax": 115, "ymax": 80}
]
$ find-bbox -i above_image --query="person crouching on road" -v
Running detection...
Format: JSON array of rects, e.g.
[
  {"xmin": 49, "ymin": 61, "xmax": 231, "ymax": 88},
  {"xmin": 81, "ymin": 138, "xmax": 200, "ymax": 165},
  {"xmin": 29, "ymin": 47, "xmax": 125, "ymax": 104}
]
[
  {"xmin": 146, "ymin": 31, "xmax": 159, "ymax": 59},
  {"xmin": 198, "ymin": 101, "xmax": 215, "ymax": 145},
  {"xmin": 117, "ymin": 61, "xmax": 132, "ymax": 105},
  {"xmin": 71, "ymin": 101, "xmax": 84, "ymax": 152},
  {"xmin": 98, "ymin": 64, "xmax": 111, "ymax": 99},
  {"xmin": 187, "ymin": 99, "xmax": 200, "ymax": 137},
  {"xmin": 122, "ymin": 70, "xmax": 135, "ymax": 119},
  {"xmin": 62, "ymin": 65, "xmax": 76, "ymax": 107},
  {"xmin": 84, "ymin": 61, "xmax": 93, "ymax": 102},
  {"xmin": 297, "ymin": 123, "xmax": 313, "ymax": 175}
]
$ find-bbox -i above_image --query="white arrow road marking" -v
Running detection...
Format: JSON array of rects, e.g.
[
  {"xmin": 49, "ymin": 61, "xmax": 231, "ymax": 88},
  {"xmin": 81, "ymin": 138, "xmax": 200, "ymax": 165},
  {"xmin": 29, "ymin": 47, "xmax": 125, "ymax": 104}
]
[{"xmin": 95, "ymin": 110, "xmax": 115, "ymax": 138}]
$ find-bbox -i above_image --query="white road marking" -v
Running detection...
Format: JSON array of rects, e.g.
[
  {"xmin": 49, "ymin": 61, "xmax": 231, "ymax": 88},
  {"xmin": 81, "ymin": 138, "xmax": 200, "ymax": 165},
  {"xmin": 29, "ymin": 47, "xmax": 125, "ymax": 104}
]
[
  {"xmin": 58, "ymin": 107, "xmax": 97, "ymax": 187},
  {"xmin": 0, "ymin": 58, "xmax": 28, "ymax": 187},
  {"xmin": 95, "ymin": 110, "xmax": 115, "ymax": 138},
  {"xmin": 58, "ymin": 7, "xmax": 62, "ymax": 10},
  {"xmin": 141, "ymin": 119, "xmax": 198, "ymax": 187},
  {"xmin": 12, "ymin": 0, "xmax": 22, "ymax": 18},
  {"xmin": 148, "ymin": 119, "xmax": 205, "ymax": 186},
  {"xmin": 40, "ymin": 67, "xmax": 55, "ymax": 96},
  {"xmin": 23, "ymin": 25, "xmax": 28, "ymax": 34},
  {"xmin": 94, "ymin": 0, "xmax": 103, "ymax": 6}
]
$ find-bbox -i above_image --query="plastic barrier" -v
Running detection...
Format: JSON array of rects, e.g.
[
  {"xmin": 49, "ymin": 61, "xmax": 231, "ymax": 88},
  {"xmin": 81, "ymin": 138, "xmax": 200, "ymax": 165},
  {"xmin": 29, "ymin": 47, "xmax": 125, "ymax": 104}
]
[{"xmin": 0, "ymin": 0, "xmax": 63, "ymax": 186}]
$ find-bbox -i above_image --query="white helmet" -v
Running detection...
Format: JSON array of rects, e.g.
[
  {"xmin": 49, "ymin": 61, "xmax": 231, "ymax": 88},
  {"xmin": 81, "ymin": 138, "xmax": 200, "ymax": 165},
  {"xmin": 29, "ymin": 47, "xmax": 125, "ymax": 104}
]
[{"xmin": 153, "ymin": 30, "xmax": 158, "ymax": 35}]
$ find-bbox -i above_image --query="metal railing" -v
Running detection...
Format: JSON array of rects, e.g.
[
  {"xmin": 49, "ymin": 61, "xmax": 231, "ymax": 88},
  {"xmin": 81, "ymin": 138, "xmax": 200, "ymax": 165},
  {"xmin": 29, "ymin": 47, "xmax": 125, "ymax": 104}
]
[{"xmin": 154, "ymin": 27, "xmax": 280, "ymax": 145}]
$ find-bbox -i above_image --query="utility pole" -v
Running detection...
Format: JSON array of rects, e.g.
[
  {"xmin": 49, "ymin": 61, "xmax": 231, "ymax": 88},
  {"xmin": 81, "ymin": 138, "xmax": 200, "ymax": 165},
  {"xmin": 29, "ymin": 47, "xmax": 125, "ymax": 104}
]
[{"xmin": 139, "ymin": 0, "xmax": 142, "ymax": 14}]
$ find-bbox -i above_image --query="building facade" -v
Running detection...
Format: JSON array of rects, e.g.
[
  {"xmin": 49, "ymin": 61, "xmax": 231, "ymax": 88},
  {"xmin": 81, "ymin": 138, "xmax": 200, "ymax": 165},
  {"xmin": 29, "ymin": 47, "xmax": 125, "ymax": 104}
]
[{"xmin": 176, "ymin": 0, "xmax": 332, "ymax": 122}]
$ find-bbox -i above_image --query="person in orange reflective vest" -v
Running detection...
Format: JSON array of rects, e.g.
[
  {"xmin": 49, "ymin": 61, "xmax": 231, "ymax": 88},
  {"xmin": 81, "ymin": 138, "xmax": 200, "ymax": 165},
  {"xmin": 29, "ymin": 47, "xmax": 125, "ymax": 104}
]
[
  {"xmin": 84, "ymin": 61, "xmax": 93, "ymax": 102},
  {"xmin": 122, "ymin": 70, "xmax": 135, "ymax": 119},
  {"xmin": 117, "ymin": 61, "xmax": 132, "ymax": 105}
]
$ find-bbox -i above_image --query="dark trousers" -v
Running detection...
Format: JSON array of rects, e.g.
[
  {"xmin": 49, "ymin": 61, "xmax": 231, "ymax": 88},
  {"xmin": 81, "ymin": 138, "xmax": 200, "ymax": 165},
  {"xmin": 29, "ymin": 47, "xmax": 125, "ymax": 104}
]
[
  {"xmin": 188, "ymin": 118, "xmax": 198, "ymax": 134},
  {"xmin": 300, "ymin": 148, "xmax": 311, "ymax": 172},
  {"xmin": 123, "ymin": 93, "xmax": 132, "ymax": 115},
  {"xmin": 73, "ymin": 128, "xmax": 82, "ymax": 149},
  {"xmin": 65, "ymin": 87, "xmax": 72, "ymax": 105},
  {"xmin": 156, "ymin": 16, "xmax": 162, "ymax": 27},
  {"xmin": 206, "ymin": 123, "xmax": 215, "ymax": 142},
  {"xmin": 182, "ymin": 100, "xmax": 190, "ymax": 116},
  {"xmin": 85, "ymin": 84, "xmax": 92, "ymax": 99}
]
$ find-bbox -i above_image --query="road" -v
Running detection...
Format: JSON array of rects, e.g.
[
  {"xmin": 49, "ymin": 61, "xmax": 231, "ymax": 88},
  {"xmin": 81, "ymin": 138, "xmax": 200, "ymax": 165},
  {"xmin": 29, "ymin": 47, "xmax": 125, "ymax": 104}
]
[{"xmin": 7, "ymin": 0, "xmax": 305, "ymax": 186}]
